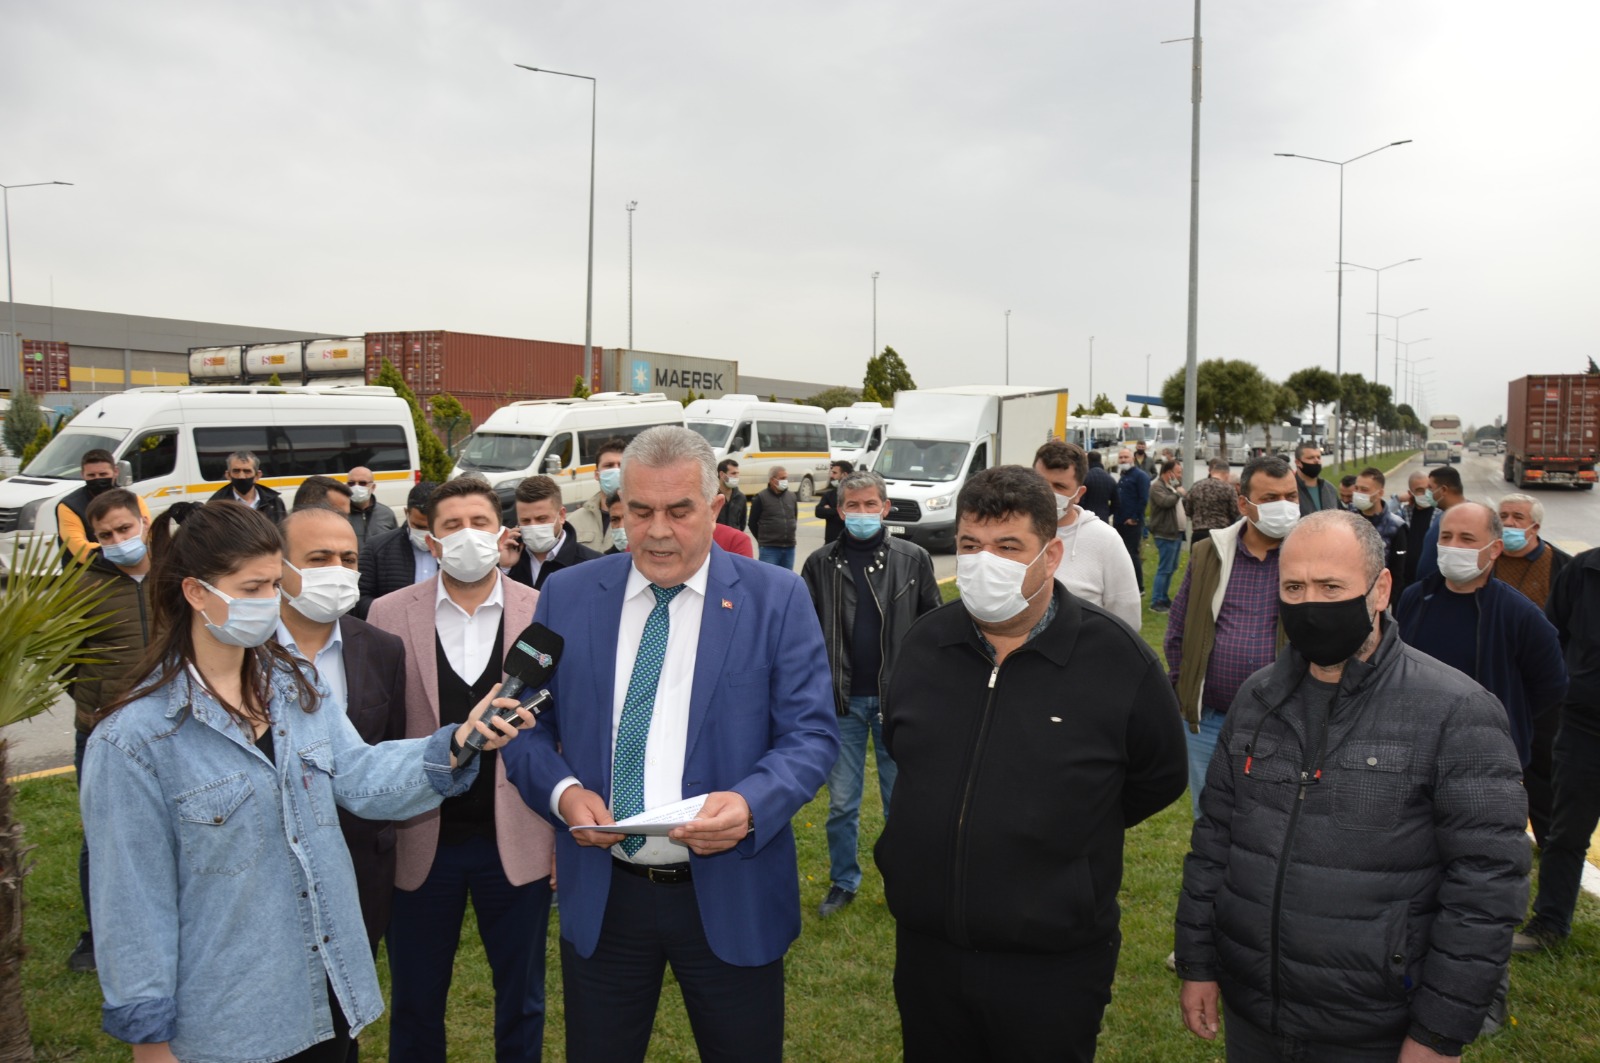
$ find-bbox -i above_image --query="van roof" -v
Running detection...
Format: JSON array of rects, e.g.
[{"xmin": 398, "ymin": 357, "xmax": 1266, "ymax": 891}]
[
  {"xmin": 473, "ymin": 393, "xmax": 682, "ymax": 433},
  {"xmin": 685, "ymin": 396, "xmax": 826, "ymax": 417}
]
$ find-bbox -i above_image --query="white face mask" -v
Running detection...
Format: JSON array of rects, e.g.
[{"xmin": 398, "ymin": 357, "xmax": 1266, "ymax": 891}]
[
  {"xmin": 776, "ymin": 479, "xmax": 789, "ymax": 492},
  {"xmin": 431, "ymin": 527, "xmax": 502, "ymax": 583},
  {"xmin": 281, "ymin": 561, "xmax": 360, "ymax": 624},
  {"xmin": 520, "ymin": 522, "xmax": 560, "ymax": 554},
  {"xmin": 408, "ymin": 526, "xmax": 431, "ymax": 553},
  {"xmin": 1438, "ymin": 544, "xmax": 1491, "ymax": 584},
  {"xmin": 1247, "ymin": 499, "xmax": 1300, "ymax": 540},
  {"xmin": 610, "ymin": 526, "xmax": 629, "ymax": 550},
  {"xmin": 956, "ymin": 546, "xmax": 1049, "ymax": 625},
  {"xmin": 1053, "ymin": 488, "xmax": 1082, "ymax": 519},
  {"xmin": 197, "ymin": 579, "xmax": 281, "ymax": 648},
  {"xmin": 348, "ymin": 485, "xmax": 372, "ymax": 505},
  {"xmin": 1351, "ymin": 492, "xmax": 1373, "ymax": 511}
]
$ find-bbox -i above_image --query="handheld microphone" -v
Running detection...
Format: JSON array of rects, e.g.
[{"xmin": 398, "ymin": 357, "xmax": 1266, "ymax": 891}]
[{"xmin": 461, "ymin": 622, "xmax": 565, "ymax": 756}]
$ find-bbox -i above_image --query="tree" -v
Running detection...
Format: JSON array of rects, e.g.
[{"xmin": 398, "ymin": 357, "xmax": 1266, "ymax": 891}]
[
  {"xmin": 1338, "ymin": 374, "xmax": 1377, "ymax": 462},
  {"xmin": 861, "ymin": 382, "xmax": 884, "ymax": 403},
  {"xmin": 20, "ymin": 426, "xmax": 51, "ymax": 467},
  {"xmin": 1089, "ymin": 393, "xmax": 1118, "ymax": 416},
  {"xmin": 863, "ymin": 346, "xmax": 916, "ymax": 406},
  {"xmin": 1263, "ymin": 384, "xmax": 1300, "ymax": 455},
  {"xmin": 801, "ymin": 386, "xmax": 863, "ymax": 410},
  {"xmin": 1119, "ymin": 405, "xmax": 1133, "ymax": 417},
  {"xmin": 570, "ymin": 374, "xmax": 591, "ymax": 399},
  {"xmin": 1588, "ymin": 356, "xmax": 1599, "ymax": 375},
  {"xmin": 1071, "ymin": 403, "xmax": 1090, "ymax": 418},
  {"xmin": 429, "ymin": 393, "xmax": 471, "ymax": 457},
  {"xmin": 0, "ymin": 536, "xmax": 115, "ymax": 1059},
  {"xmin": 1284, "ymin": 367, "xmax": 1342, "ymax": 449},
  {"xmin": 1138, "ymin": 403, "xmax": 1152, "ymax": 418},
  {"xmin": 374, "ymin": 358, "xmax": 452, "ymax": 483},
  {"xmin": 1160, "ymin": 359, "xmax": 1276, "ymax": 458},
  {"xmin": 2, "ymin": 389, "xmax": 43, "ymax": 461},
  {"xmin": 680, "ymin": 388, "xmax": 698, "ymax": 408},
  {"xmin": 266, "ymin": 372, "xmax": 284, "ymax": 387}
]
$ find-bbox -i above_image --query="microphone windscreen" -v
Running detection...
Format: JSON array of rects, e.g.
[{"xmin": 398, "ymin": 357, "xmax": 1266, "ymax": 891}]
[{"xmin": 503, "ymin": 622, "xmax": 565, "ymax": 688}]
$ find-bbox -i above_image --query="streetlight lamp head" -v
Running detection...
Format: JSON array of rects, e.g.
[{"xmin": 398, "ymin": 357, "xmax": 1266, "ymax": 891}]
[{"xmin": 1390, "ymin": 139, "xmax": 1413, "ymax": 146}]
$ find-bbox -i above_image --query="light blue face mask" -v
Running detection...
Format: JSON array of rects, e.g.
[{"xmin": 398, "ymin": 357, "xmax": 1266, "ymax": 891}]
[
  {"xmin": 197, "ymin": 580, "xmax": 281, "ymax": 648},
  {"xmin": 1414, "ymin": 488, "xmax": 1434, "ymax": 509},
  {"xmin": 844, "ymin": 514, "xmax": 884, "ymax": 539},
  {"xmin": 599, "ymin": 468, "xmax": 622, "ymax": 494},
  {"xmin": 101, "ymin": 536, "xmax": 147, "ymax": 567},
  {"xmin": 1501, "ymin": 527, "xmax": 1529, "ymax": 552}
]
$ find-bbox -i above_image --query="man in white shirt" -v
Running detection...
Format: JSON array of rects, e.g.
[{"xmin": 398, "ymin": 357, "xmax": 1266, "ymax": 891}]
[
  {"xmin": 1033, "ymin": 441, "xmax": 1142, "ymax": 630},
  {"xmin": 367, "ymin": 478, "xmax": 553, "ymax": 1063},
  {"xmin": 506, "ymin": 474, "xmax": 602, "ymax": 591},
  {"xmin": 502, "ymin": 425, "xmax": 839, "ymax": 1063}
]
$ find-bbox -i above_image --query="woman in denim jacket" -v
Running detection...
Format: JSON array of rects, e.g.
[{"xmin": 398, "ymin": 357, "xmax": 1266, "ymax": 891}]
[{"xmin": 80, "ymin": 500, "xmax": 534, "ymax": 1063}]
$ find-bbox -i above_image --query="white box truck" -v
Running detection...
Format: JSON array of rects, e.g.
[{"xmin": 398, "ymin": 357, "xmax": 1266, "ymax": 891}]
[{"xmin": 875, "ymin": 385, "xmax": 1070, "ymax": 551}]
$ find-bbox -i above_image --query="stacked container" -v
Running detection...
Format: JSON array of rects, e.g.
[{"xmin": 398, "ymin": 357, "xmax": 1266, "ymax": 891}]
[{"xmin": 363, "ymin": 330, "xmax": 593, "ymax": 428}]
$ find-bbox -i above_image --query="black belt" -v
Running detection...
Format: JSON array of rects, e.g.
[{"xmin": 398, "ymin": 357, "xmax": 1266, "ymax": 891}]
[{"xmin": 612, "ymin": 858, "xmax": 692, "ymax": 884}]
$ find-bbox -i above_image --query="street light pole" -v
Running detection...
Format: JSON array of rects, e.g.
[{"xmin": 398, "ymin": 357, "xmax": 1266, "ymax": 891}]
[
  {"xmin": 1162, "ymin": 0, "xmax": 1202, "ymax": 481},
  {"xmin": 1088, "ymin": 335, "xmax": 1095, "ymax": 409},
  {"xmin": 2, "ymin": 180, "xmax": 73, "ymax": 378},
  {"xmin": 871, "ymin": 272, "xmax": 880, "ymax": 361},
  {"xmin": 625, "ymin": 201, "xmax": 637, "ymax": 350},
  {"xmin": 1391, "ymin": 338, "xmax": 1430, "ymax": 404},
  {"xmin": 1145, "ymin": 353, "xmax": 1152, "ymax": 395},
  {"xmin": 1276, "ymin": 139, "xmax": 1412, "ymax": 465},
  {"xmin": 1005, "ymin": 309, "xmax": 1011, "ymax": 385},
  {"xmin": 515, "ymin": 64, "xmax": 597, "ymax": 387}
]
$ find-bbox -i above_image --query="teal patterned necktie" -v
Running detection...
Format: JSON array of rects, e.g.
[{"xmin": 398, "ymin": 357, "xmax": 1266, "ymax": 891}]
[{"xmin": 614, "ymin": 582, "xmax": 686, "ymax": 856}]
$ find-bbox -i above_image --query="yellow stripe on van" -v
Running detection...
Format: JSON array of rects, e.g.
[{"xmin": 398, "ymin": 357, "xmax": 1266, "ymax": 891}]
[
  {"xmin": 745, "ymin": 452, "xmax": 830, "ymax": 460},
  {"xmin": 1054, "ymin": 393, "xmax": 1069, "ymax": 439}
]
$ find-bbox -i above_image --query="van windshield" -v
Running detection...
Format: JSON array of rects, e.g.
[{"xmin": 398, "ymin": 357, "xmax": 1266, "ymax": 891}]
[
  {"xmin": 830, "ymin": 427, "xmax": 869, "ymax": 448},
  {"xmin": 686, "ymin": 420, "xmax": 732, "ymax": 449},
  {"xmin": 22, "ymin": 430, "xmax": 128, "ymax": 479},
  {"xmin": 874, "ymin": 438, "xmax": 969, "ymax": 483},
  {"xmin": 457, "ymin": 432, "xmax": 544, "ymax": 474}
]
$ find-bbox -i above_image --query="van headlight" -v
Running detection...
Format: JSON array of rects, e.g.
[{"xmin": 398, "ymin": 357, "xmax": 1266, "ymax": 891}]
[
  {"xmin": 16, "ymin": 498, "xmax": 46, "ymax": 531},
  {"xmin": 924, "ymin": 491, "xmax": 955, "ymax": 511}
]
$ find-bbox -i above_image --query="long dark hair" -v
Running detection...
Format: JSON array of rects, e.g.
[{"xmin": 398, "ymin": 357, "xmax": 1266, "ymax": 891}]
[{"xmin": 106, "ymin": 500, "xmax": 318, "ymax": 723}]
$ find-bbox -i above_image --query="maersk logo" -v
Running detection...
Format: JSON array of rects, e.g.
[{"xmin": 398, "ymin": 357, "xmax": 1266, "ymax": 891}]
[{"xmin": 630, "ymin": 358, "xmax": 725, "ymax": 393}]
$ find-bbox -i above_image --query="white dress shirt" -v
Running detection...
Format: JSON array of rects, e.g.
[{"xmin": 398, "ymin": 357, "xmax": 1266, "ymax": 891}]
[
  {"xmin": 412, "ymin": 540, "xmax": 440, "ymax": 584},
  {"xmin": 552, "ymin": 552, "xmax": 710, "ymax": 865},
  {"xmin": 434, "ymin": 573, "xmax": 505, "ymax": 683},
  {"xmin": 527, "ymin": 528, "xmax": 566, "ymax": 586},
  {"xmin": 276, "ymin": 618, "xmax": 348, "ymax": 712}
]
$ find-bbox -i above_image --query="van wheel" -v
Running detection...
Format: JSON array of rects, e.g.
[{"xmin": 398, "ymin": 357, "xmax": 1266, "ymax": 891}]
[{"xmin": 798, "ymin": 475, "xmax": 816, "ymax": 502}]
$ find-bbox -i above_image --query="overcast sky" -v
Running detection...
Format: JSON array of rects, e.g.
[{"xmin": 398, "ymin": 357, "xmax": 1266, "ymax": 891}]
[{"xmin": 5, "ymin": 1, "xmax": 1599, "ymax": 429}]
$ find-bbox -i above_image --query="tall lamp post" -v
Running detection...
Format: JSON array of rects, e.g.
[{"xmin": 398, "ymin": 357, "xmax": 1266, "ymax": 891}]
[
  {"xmin": 1392, "ymin": 338, "xmax": 1430, "ymax": 406},
  {"xmin": 1340, "ymin": 257, "xmax": 1420, "ymax": 387},
  {"xmin": 625, "ymin": 200, "xmax": 637, "ymax": 350},
  {"xmin": 1369, "ymin": 307, "xmax": 1427, "ymax": 405},
  {"xmin": 871, "ymin": 272, "xmax": 880, "ymax": 361},
  {"xmin": 3, "ymin": 180, "xmax": 73, "ymax": 376},
  {"xmin": 1004, "ymin": 309, "xmax": 1011, "ymax": 385},
  {"xmin": 1161, "ymin": 0, "xmax": 1203, "ymax": 481},
  {"xmin": 1088, "ymin": 335, "xmax": 1095, "ymax": 409},
  {"xmin": 1275, "ymin": 139, "xmax": 1412, "ymax": 464},
  {"xmin": 515, "ymin": 64, "xmax": 597, "ymax": 387}
]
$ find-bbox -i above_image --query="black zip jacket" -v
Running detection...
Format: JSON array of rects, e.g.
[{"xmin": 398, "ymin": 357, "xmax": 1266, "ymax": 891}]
[
  {"xmin": 875, "ymin": 583, "xmax": 1188, "ymax": 953},
  {"xmin": 800, "ymin": 533, "xmax": 941, "ymax": 714},
  {"xmin": 1174, "ymin": 622, "xmax": 1529, "ymax": 1050},
  {"xmin": 1548, "ymin": 546, "xmax": 1600, "ymax": 733}
]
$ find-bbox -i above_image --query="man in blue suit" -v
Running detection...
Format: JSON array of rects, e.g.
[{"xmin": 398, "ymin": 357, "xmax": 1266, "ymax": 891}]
[
  {"xmin": 1115, "ymin": 446, "xmax": 1152, "ymax": 594},
  {"xmin": 502, "ymin": 424, "xmax": 840, "ymax": 1063}
]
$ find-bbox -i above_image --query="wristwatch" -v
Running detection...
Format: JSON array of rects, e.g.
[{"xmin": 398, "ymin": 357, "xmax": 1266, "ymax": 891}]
[{"xmin": 449, "ymin": 730, "xmax": 465, "ymax": 760}]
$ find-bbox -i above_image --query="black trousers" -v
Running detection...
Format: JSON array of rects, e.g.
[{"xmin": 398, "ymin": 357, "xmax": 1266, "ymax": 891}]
[
  {"xmin": 893, "ymin": 926, "xmax": 1119, "ymax": 1063},
  {"xmin": 1527, "ymin": 706, "xmax": 1560, "ymax": 847},
  {"xmin": 1532, "ymin": 719, "xmax": 1600, "ymax": 937},
  {"xmin": 560, "ymin": 863, "xmax": 784, "ymax": 1063},
  {"xmin": 1118, "ymin": 522, "xmax": 1145, "ymax": 592}
]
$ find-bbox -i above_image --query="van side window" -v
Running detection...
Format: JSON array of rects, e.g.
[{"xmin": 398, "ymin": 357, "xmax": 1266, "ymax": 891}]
[
  {"xmin": 577, "ymin": 427, "xmax": 644, "ymax": 465},
  {"xmin": 124, "ymin": 430, "xmax": 179, "ymax": 482},
  {"xmin": 730, "ymin": 423, "xmax": 753, "ymax": 451},
  {"xmin": 967, "ymin": 443, "xmax": 988, "ymax": 477},
  {"xmin": 195, "ymin": 425, "xmax": 410, "ymax": 480},
  {"xmin": 756, "ymin": 420, "xmax": 828, "ymax": 453},
  {"xmin": 545, "ymin": 432, "xmax": 575, "ymax": 470}
]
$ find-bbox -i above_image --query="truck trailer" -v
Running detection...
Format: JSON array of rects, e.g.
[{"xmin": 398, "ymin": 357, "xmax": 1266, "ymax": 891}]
[{"xmin": 1504, "ymin": 374, "xmax": 1600, "ymax": 489}]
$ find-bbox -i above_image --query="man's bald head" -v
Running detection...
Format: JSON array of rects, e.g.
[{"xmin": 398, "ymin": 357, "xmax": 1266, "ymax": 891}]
[
  {"xmin": 1440, "ymin": 500, "xmax": 1502, "ymax": 543},
  {"xmin": 280, "ymin": 505, "xmax": 358, "ymax": 559},
  {"xmin": 1408, "ymin": 470, "xmax": 1429, "ymax": 492},
  {"xmin": 1282, "ymin": 510, "xmax": 1388, "ymax": 587}
]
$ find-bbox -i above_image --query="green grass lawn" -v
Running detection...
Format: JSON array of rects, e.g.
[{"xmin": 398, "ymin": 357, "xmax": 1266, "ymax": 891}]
[{"xmin": 19, "ymin": 523, "xmax": 1600, "ymax": 1060}]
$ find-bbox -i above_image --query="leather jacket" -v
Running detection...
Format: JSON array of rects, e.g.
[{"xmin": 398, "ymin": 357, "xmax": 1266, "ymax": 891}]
[{"xmin": 801, "ymin": 533, "xmax": 941, "ymax": 715}]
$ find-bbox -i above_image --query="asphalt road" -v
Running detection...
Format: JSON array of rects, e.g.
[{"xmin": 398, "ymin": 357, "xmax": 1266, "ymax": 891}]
[{"xmin": 4, "ymin": 454, "xmax": 1587, "ymax": 779}]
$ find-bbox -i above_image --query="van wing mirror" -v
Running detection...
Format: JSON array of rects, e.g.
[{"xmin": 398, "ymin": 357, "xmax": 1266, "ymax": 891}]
[
  {"xmin": 544, "ymin": 453, "xmax": 562, "ymax": 474},
  {"xmin": 116, "ymin": 460, "xmax": 133, "ymax": 486}
]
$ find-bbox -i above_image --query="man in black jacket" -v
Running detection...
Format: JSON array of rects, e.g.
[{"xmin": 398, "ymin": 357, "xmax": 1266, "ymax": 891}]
[
  {"xmin": 505, "ymin": 474, "xmax": 601, "ymax": 591},
  {"xmin": 1081, "ymin": 449, "xmax": 1116, "ymax": 525},
  {"xmin": 876, "ymin": 466, "xmax": 1187, "ymax": 1062},
  {"xmin": 205, "ymin": 449, "xmax": 287, "ymax": 523},
  {"xmin": 801, "ymin": 469, "xmax": 939, "ymax": 919},
  {"xmin": 1175, "ymin": 510, "xmax": 1529, "ymax": 1061},
  {"xmin": 714, "ymin": 459, "xmax": 747, "ymax": 531},
  {"xmin": 354, "ymin": 481, "xmax": 439, "ymax": 618},
  {"xmin": 748, "ymin": 465, "xmax": 799, "ymax": 569},
  {"xmin": 812, "ymin": 459, "xmax": 853, "ymax": 544}
]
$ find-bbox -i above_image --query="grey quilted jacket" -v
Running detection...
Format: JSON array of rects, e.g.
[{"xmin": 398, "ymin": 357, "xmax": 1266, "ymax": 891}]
[{"xmin": 1174, "ymin": 620, "xmax": 1530, "ymax": 1049}]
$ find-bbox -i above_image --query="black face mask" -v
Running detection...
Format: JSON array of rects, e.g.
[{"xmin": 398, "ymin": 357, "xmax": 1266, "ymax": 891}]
[
  {"xmin": 1279, "ymin": 576, "xmax": 1378, "ymax": 667},
  {"xmin": 1300, "ymin": 462, "xmax": 1323, "ymax": 480},
  {"xmin": 84, "ymin": 477, "xmax": 115, "ymax": 496},
  {"xmin": 230, "ymin": 476, "xmax": 256, "ymax": 494}
]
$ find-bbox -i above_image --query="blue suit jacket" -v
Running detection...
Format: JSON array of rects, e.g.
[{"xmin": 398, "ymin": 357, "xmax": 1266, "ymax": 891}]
[{"xmin": 501, "ymin": 545, "xmax": 839, "ymax": 966}]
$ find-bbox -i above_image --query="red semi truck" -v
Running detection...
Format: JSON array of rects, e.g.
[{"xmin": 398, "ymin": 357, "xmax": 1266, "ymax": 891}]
[{"xmin": 1504, "ymin": 374, "xmax": 1600, "ymax": 489}]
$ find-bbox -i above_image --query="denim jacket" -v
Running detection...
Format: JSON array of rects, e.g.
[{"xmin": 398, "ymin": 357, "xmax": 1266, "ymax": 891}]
[{"xmin": 81, "ymin": 661, "xmax": 477, "ymax": 1063}]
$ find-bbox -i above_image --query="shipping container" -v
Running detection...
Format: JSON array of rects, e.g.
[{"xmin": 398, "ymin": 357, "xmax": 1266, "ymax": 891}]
[
  {"xmin": 21, "ymin": 340, "xmax": 70, "ymax": 394},
  {"xmin": 599, "ymin": 348, "xmax": 738, "ymax": 401},
  {"xmin": 361, "ymin": 330, "xmax": 593, "ymax": 406},
  {"xmin": 304, "ymin": 337, "xmax": 365, "ymax": 376},
  {"xmin": 244, "ymin": 341, "xmax": 306, "ymax": 378},
  {"xmin": 189, "ymin": 346, "xmax": 244, "ymax": 380},
  {"xmin": 1505, "ymin": 374, "xmax": 1600, "ymax": 489}
]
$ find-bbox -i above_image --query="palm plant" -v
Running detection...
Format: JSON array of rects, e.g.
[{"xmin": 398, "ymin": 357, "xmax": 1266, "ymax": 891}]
[{"xmin": 0, "ymin": 537, "xmax": 114, "ymax": 1063}]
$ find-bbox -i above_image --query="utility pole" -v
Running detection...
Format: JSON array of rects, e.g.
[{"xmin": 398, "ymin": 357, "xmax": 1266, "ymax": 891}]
[
  {"xmin": 1163, "ymin": 2, "xmax": 1202, "ymax": 485},
  {"xmin": 872, "ymin": 272, "xmax": 880, "ymax": 360},
  {"xmin": 1005, "ymin": 309, "xmax": 1011, "ymax": 385},
  {"xmin": 626, "ymin": 200, "xmax": 637, "ymax": 349}
]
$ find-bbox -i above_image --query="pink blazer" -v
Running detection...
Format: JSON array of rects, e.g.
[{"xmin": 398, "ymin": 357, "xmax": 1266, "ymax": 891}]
[{"xmin": 367, "ymin": 575, "xmax": 555, "ymax": 889}]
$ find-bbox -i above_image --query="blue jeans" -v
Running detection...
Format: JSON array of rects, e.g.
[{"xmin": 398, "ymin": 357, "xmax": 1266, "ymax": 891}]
[
  {"xmin": 1187, "ymin": 709, "xmax": 1225, "ymax": 819},
  {"xmin": 74, "ymin": 728, "xmax": 91, "ymax": 933},
  {"xmin": 825, "ymin": 695, "xmax": 897, "ymax": 892},
  {"xmin": 758, "ymin": 546, "xmax": 796, "ymax": 570},
  {"xmin": 1152, "ymin": 537, "xmax": 1181, "ymax": 607}
]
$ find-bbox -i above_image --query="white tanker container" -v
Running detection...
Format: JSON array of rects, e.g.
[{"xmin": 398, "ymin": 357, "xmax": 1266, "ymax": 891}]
[{"xmin": 189, "ymin": 346, "xmax": 244, "ymax": 380}]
